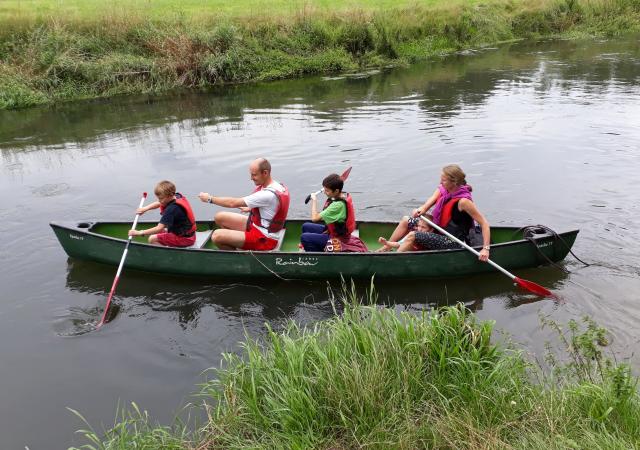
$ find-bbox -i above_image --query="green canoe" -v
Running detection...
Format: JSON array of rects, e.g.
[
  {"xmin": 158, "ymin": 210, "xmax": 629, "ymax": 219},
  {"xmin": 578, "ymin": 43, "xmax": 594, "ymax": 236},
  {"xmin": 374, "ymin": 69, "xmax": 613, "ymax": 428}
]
[{"xmin": 50, "ymin": 220, "xmax": 578, "ymax": 280}]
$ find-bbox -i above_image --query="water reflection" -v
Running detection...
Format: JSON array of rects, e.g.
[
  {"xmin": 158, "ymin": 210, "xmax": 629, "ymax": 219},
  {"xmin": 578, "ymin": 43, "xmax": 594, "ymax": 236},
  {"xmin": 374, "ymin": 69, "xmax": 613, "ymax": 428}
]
[
  {"xmin": 60, "ymin": 257, "xmax": 570, "ymax": 334},
  {"xmin": 1, "ymin": 38, "xmax": 638, "ymax": 156},
  {"xmin": 2, "ymin": 34, "xmax": 640, "ymax": 449}
]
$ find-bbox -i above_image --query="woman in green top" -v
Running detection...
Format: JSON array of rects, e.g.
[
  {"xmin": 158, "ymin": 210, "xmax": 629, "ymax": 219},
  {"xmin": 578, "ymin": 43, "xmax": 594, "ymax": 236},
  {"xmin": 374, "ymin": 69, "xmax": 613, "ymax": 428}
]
[{"xmin": 300, "ymin": 173, "xmax": 352, "ymax": 252}]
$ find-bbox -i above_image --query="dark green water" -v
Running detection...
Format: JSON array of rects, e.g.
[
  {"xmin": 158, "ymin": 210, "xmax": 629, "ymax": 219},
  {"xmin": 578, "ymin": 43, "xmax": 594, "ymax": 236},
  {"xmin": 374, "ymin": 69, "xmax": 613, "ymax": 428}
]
[{"xmin": 1, "ymin": 35, "xmax": 639, "ymax": 449}]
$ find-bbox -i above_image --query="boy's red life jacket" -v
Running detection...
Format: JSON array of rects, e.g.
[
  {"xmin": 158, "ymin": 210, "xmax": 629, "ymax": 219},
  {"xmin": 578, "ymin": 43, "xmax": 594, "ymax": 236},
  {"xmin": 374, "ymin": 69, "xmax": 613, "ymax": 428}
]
[
  {"xmin": 323, "ymin": 193, "xmax": 356, "ymax": 238},
  {"xmin": 159, "ymin": 193, "xmax": 196, "ymax": 237},
  {"xmin": 246, "ymin": 183, "xmax": 290, "ymax": 233}
]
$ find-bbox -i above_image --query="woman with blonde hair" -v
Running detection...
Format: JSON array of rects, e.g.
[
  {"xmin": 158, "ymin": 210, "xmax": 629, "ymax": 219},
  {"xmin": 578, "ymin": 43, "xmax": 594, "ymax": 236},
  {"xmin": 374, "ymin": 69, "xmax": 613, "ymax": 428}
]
[{"xmin": 377, "ymin": 164, "xmax": 491, "ymax": 261}]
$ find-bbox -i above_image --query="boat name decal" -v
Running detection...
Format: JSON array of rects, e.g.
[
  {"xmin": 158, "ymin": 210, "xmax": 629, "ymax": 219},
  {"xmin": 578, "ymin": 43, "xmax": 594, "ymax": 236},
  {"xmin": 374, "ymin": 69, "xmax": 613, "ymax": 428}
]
[
  {"xmin": 536, "ymin": 242, "xmax": 552, "ymax": 248},
  {"xmin": 275, "ymin": 256, "xmax": 319, "ymax": 266},
  {"xmin": 69, "ymin": 234, "xmax": 84, "ymax": 241}
]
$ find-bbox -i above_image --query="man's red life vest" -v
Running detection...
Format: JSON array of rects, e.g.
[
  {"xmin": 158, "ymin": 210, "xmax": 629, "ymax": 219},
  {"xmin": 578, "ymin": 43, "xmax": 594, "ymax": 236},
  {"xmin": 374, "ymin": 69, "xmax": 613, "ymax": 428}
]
[
  {"xmin": 324, "ymin": 192, "xmax": 356, "ymax": 238},
  {"xmin": 159, "ymin": 193, "xmax": 196, "ymax": 236},
  {"xmin": 246, "ymin": 183, "xmax": 290, "ymax": 233}
]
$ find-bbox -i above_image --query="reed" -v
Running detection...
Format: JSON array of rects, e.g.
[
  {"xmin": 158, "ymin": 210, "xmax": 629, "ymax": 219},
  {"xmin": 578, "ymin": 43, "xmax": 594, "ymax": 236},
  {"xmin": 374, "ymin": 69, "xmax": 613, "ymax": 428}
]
[{"xmin": 2, "ymin": 0, "xmax": 640, "ymax": 109}]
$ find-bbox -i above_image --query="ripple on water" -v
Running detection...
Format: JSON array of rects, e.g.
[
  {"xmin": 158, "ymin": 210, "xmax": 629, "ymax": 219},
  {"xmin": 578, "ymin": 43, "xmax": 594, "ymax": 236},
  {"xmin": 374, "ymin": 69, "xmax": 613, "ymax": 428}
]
[{"xmin": 31, "ymin": 183, "xmax": 70, "ymax": 197}]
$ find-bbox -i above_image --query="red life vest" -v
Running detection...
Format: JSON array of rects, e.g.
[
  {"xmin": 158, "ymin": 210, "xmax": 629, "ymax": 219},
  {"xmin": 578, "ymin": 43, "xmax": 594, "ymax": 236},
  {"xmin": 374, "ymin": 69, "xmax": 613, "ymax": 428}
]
[
  {"xmin": 324, "ymin": 192, "xmax": 356, "ymax": 238},
  {"xmin": 439, "ymin": 197, "xmax": 473, "ymax": 242},
  {"xmin": 159, "ymin": 193, "xmax": 196, "ymax": 236},
  {"xmin": 438, "ymin": 198, "xmax": 461, "ymax": 228},
  {"xmin": 246, "ymin": 183, "xmax": 290, "ymax": 233}
]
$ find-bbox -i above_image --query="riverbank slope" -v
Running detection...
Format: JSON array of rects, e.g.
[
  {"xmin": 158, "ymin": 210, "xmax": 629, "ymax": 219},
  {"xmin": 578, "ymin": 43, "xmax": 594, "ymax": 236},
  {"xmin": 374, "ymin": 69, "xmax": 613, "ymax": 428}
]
[{"xmin": 2, "ymin": 0, "xmax": 640, "ymax": 109}]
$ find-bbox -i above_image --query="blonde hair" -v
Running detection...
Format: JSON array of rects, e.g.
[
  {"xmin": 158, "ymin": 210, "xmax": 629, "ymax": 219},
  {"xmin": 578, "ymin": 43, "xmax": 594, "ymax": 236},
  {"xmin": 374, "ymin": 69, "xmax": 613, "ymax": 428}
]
[
  {"xmin": 154, "ymin": 180, "xmax": 176, "ymax": 198},
  {"xmin": 442, "ymin": 164, "xmax": 469, "ymax": 188}
]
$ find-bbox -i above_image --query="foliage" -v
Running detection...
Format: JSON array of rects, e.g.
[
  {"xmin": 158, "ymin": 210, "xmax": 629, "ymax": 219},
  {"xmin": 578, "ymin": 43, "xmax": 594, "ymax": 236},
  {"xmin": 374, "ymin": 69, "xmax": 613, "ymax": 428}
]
[
  {"xmin": 68, "ymin": 402, "xmax": 191, "ymax": 450},
  {"xmin": 70, "ymin": 282, "xmax": 640, "ymax": 449},
  {"xmin": 1, "ymin": 0, "xmax": 639, "ymax": 108}
]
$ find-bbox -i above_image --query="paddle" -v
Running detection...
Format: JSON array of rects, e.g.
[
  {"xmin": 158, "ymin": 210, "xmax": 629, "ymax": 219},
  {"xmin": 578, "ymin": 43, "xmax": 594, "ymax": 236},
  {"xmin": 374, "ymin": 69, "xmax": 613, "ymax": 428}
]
[
  {"xmin": 304, "ymin": 166, "xmax": 352, "ymax": 204},
  {"xmin": 97, "ymin": 192, "xmax": 148, "ymax": 328},
  {"xmin": 419, "ymin": 215, "xmax": 554, "ymax": 297}
]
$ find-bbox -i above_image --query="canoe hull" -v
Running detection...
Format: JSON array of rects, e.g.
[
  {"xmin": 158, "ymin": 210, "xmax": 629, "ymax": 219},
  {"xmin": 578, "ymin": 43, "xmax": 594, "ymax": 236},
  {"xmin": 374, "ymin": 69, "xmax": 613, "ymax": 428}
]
[{"xmin": 50, "ymin": 221, "xmax": 579, "ymax": 280}]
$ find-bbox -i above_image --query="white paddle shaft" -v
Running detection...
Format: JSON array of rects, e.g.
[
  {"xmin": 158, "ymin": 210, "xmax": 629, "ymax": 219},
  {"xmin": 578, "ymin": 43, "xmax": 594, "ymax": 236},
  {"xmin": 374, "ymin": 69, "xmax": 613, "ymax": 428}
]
[{"xmin": 419, "ymin": 215, "xmax": 516, "ymax": 281}]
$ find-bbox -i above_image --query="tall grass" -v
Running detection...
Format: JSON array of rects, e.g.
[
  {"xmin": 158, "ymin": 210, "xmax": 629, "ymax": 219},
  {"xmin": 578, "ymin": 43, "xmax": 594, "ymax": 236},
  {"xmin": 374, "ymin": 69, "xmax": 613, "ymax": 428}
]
[
  {"xmin": 2, "ymin": 0, "xmax": 640, "ymax": 109},
  {"xmin": 190, "ymin": 287, "xmax": 639, "ymax": 448},
  {"xmin": 70, "ymin": 284, "xmax": 640, "ymax": 449}
]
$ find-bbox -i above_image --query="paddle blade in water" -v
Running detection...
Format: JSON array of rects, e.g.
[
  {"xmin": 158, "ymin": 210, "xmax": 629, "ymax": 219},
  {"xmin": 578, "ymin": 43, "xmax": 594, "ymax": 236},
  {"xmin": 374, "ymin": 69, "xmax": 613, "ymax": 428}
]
[{"xmin": 514, "ymin": 277, "xmax": 554, "ymax": 297}]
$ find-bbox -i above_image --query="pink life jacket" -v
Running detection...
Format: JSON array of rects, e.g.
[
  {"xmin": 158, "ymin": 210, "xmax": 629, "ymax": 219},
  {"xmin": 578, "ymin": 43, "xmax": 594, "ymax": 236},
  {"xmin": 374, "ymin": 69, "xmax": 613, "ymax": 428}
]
[
  {"xmin": 159, "ymin": 193, "xmax": 196, "ymax": 236},
  {"xmin": 246, "ymin": 183, "xmax": 290, "ymax": 233},
  {"xmin": 324, "ymin": 192, "xmax": 356, "ymax": 238}
]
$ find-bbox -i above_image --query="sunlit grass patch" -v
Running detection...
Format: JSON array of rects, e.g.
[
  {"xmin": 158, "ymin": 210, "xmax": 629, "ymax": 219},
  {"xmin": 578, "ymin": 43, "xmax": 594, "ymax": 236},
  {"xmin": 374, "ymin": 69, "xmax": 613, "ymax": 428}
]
[{"xmin": 1, "ymin": 0, "xmax": 639, "ymax": 109}]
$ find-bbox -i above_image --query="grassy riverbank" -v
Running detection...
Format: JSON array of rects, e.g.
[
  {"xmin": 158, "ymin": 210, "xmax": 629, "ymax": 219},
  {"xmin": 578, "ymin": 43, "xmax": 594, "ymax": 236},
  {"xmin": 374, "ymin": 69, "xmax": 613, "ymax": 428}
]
[
  {"xmin": 71, "ymin": 292, "xmax": 639, "ymax": 449},
  {"xmin": 2, "ymin": 0, "xmax": 640, "ymax": 109}
]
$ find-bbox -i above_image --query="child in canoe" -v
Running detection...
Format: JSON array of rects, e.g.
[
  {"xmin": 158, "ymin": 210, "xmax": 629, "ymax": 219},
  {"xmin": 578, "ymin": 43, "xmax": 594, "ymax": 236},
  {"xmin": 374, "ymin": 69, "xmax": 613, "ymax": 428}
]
[
  {"xmin": 128, "ymin": 180, "xmax": 196, "ymax": 247},
  {"xmin": 301, "ymin": 173, "xmax": 367, "ymax": 252},
  {"xmin": 378, "ymin": 214, "xmax": 435, "ymax": 252}
]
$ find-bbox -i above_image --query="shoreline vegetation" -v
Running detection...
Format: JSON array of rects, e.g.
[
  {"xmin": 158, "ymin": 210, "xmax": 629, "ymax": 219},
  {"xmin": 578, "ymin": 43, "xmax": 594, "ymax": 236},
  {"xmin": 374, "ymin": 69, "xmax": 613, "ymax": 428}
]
[
  {"xmin": 69, "ymin": 287, "xmax": 640, "ymax": 449},
  {"xmin": 2, "ymin": 0, "xmax": 640, "ymax": 110}
]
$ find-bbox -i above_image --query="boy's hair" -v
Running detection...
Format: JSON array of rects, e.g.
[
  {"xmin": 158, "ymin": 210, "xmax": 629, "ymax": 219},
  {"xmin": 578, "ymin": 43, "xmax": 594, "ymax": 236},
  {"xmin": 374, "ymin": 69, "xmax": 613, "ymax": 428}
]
[
  {"xmin": 419, "ymin": 214, "xmax": 434, "ymax": 230},
  {"xmin": 154, "ymin": 180, "xmax": 176, "ymax": 198},
  {"xmin": 322, "ymin": 173, "xmax": 343, "ymax": 192}
]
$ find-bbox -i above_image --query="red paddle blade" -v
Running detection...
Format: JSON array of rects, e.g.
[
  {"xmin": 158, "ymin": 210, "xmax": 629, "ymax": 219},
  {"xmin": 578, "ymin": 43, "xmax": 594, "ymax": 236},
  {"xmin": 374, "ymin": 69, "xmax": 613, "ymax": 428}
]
[
  {"xmin": 340, "ymin": 166, "xmax": 352, "ymax": 181},
  {"xmin": 514, "ymin": 277, "xmax": 554, "ymax": 297}
]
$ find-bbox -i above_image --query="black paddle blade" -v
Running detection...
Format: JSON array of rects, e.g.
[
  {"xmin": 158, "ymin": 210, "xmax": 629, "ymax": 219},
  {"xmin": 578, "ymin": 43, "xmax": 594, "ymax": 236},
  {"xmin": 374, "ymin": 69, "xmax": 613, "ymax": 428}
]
[{"xmin": 304, "ymin": 194, "xmax": 312, "ymax": 204}]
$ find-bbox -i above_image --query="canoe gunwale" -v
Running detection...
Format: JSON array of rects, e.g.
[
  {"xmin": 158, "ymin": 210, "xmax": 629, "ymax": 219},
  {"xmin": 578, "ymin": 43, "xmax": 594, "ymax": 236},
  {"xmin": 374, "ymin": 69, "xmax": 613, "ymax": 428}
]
[{"xmin": 50, "ymin": 220, "xmax": 579, "ymax": 257}]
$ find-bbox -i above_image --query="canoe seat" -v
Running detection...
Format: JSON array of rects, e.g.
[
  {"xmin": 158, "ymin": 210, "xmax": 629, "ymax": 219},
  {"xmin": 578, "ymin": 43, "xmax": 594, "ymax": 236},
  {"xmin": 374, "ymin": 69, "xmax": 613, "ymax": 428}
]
[
  {"xmin": 272, "ymin": 228, "xmax": 286, "ymax": 251},
  {"xmin": 188, "ymin": 230, "xmax": 213, "ymax": 249}
]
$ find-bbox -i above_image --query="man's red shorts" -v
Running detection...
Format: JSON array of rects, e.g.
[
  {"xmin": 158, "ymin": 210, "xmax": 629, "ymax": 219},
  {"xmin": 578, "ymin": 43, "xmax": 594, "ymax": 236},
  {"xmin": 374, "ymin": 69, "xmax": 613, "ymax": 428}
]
[
  {"xmin": 156, "ymin": 231, "xmax": 196, "ymax": 248},
  {"xmin": 242, "ymin": 225, "xmax": 278, "ymax": 251}
]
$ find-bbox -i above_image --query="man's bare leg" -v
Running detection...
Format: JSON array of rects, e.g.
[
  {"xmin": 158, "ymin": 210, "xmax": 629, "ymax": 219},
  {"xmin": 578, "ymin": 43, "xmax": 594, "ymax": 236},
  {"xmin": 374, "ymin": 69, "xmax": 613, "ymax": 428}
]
[
  {"xmin": 211, "ymin": 212, "xmax": 249, "ymax": 249},
  {"xmin": 214, "ymin": 211, "xmax": 248, "ymax": 231},
  {"xmin": 211, "ymin": 229, "xmax": 246, "ymax": 250}
]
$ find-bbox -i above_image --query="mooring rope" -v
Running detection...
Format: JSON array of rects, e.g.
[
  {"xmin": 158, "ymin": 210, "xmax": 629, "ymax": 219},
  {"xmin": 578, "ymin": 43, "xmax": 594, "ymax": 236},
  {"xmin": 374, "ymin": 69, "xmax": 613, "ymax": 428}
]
[
  {"xmin": 248, "ymin": 250, "xmax": 294, "ymax": 282},
  {"xmin": 517, "ymin": 224, "xmax": 591, "ymax": 271}
]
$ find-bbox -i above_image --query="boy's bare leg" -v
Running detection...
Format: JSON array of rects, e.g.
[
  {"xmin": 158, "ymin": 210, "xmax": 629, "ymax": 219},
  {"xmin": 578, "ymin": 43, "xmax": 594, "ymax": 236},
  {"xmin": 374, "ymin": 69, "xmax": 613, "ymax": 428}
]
[
  {"xmin": 377, "ymin": 237, "xmax": 399, "ymax": 251},
  {"xmin": 375, "ymin": 216, "xmax": 410, "ymax": 251},
  {"xmin": 396, "ymin": 232, "xmax": 416, "ymax": 253}
]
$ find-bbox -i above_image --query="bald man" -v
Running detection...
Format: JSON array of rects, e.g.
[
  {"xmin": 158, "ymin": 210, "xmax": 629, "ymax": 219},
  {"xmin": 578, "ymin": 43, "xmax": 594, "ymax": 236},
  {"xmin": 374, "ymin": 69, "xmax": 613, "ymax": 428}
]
[{"xmin": 199, "ymin": 158, "xmax": 290, "ymax": 251}]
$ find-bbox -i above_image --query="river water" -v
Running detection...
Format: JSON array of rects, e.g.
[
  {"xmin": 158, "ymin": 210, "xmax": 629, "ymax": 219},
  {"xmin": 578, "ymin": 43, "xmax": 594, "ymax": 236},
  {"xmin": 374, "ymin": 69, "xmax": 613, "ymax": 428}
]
[{"xmin": 1, "ymin": 35, "xmax": 639, "ymax": 449}]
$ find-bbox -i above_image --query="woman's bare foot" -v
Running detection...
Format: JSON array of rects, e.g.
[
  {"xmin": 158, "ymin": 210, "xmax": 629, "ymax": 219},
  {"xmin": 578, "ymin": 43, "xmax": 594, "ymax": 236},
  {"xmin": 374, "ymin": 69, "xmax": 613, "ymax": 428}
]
[{"xmin": 375, "ymin": 237, "xmax": 398, "ymax": 252}]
